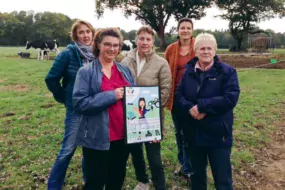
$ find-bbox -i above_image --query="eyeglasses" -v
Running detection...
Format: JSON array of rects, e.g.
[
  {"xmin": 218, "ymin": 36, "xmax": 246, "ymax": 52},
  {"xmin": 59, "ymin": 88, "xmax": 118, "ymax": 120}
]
[{"xmin": 102, "ymin": 42, "xmax": 120, "ymax": 49}]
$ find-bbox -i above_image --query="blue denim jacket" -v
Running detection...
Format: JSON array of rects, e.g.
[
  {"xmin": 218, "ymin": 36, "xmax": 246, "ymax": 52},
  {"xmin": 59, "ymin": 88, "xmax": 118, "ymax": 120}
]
[{"xmin": 73, "ymin": 58, "xmax": 135, "ymax": 150}]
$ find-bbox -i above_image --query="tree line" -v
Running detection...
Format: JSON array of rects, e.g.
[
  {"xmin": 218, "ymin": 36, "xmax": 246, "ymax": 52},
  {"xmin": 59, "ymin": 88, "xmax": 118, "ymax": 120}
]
[
  {"xmin": 96, "ymin": 0, "xmax": 285, "ymax": 50},
  {"xmin": 1, "ymin": 4, "xmax": 285, "ymax": 49},
  {"xmin": 0, "ymin": 11, "xmax": 76, "ymax": 46}
]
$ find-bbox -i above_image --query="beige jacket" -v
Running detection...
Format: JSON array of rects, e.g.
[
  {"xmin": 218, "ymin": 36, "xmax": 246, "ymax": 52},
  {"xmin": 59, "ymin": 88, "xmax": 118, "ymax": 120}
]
[{"xmin": 121, "ymin": 49, "xmax": 172, "ymax": 108}]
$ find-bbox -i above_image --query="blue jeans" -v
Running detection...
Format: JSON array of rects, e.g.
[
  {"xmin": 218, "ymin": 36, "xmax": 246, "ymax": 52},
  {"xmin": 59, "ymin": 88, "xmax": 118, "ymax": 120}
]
[
  {"xmin": 48, "ymin": 109, "xmax": 86, "ymax": 190},
  {"xmin": 187, "ymin": 146, "xmax": 233, "ymax": 190},
  {"xmin": 171, "ymin": 100, "xmax": 192, "ymax": 174}
]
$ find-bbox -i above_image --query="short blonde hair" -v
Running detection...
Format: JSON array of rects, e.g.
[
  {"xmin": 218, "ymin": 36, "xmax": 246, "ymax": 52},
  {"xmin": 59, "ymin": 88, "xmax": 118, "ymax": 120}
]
[
  {"xmin": 194, "ymin": 33, "xmax": 217, "ymax": 51},
  {"xmin": 70, "ymin": 20, "xmax": 95, "ymax": 42}
]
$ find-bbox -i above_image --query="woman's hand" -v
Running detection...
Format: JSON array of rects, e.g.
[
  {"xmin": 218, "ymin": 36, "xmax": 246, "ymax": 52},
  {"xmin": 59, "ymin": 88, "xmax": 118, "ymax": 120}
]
[
  {"xmin": 114, "ymin": 87, "xmax": 124, "ymax": 100},
  {"xmin": 190, "ymin": 105, "xmax": 206, "ymax": 120}
]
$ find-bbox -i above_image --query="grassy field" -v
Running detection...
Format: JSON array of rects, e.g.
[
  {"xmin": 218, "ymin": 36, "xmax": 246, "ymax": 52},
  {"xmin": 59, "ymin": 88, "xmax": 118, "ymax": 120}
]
[
  {"xmin": 0, "ymin": 47, "xmax": 60, "ymax": 59},
  {"xmin": 3, "ymin": 46, "xmax": 285, "ymax": 58},
  {"xmin": 0, "ymin": 47, "xmax": 285, "ymax": 189}
]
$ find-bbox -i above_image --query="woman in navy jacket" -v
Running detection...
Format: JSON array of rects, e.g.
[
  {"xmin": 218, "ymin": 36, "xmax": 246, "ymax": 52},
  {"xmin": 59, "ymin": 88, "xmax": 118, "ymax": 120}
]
[{"xmin": 176, "ymin": 33, "xmax": 240, "ymax": 190}]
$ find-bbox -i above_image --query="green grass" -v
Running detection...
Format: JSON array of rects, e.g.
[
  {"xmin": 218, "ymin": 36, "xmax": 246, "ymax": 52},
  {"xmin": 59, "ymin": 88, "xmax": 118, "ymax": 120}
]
[{"xmin": 1, "ymin": 48, "xmax": 285, "ymax": 189}]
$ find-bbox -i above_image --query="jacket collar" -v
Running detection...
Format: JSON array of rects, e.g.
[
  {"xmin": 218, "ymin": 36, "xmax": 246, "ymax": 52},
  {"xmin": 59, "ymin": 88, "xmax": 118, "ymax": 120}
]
[
  {"xmin": 93, "ymin": 58, "xmax": 123, "ymax": 72},
  {"xmin": 186, "ymin": 55, "xmax": 222, "ymax": 76},
  {"xmin": 127, "ymin": 48, "xmax": 155, "ymax": 62}
]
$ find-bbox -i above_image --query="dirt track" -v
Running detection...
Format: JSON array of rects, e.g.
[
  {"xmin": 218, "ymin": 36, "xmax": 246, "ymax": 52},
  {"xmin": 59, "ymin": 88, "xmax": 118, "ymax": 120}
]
[
  {"xmin": 219, "ymin": 53, "xmax": 285, "ymax": 69},
  {"xmin": 248, "ymin": 121, "xmax": 285, "ymax": 190}
]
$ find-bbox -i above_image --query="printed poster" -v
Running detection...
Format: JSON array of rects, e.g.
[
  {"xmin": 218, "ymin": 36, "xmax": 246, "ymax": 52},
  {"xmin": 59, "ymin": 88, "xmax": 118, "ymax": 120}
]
[{"xmin": 124, "ymin": 86, "xmax": 162, "ymax": 144}]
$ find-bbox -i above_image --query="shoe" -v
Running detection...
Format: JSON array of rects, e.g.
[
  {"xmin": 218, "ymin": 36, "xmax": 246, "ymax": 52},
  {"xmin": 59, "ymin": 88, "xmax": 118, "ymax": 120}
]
[
  {"xmin": 173, "ymin": 165, "xmax": 183, "ymax": 176},
  {"xmin": 134, "ymin": 182, "xmax": 150, "ymax": 190},
  {"xmin": 183, "ymin": 173, "xmax": 191, "ymax": 180}
]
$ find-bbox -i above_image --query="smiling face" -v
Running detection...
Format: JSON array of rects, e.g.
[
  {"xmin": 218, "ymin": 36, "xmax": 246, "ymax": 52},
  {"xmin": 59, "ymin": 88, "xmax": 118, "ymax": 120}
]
[
  {"xmin": 76, "ymin": 24, "xmax": 93, "ymax": 46},
  {"xmin": 195, "ymin": 41, "xmax": 216, "ymax": 65},
  {"xmin": 98, "ymin": 36, "xmax": 120, "ymax": 62},
  {"xmin": 139, "ymin": 100, "xmax": 146, "ymax": 108},
  {"xmin": 178, "ymin": 21, "xmax": 193, "ymax": 40},
  {"xmin": 136, "ymin": 31, "xmax": 154, "ymax": 54}
]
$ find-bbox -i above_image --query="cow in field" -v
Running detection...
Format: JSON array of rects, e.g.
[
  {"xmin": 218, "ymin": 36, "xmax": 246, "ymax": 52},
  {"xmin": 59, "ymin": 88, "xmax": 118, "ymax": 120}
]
[
  {"xmin": 122, "ymin": 40, "xmax": 136, "ymax": 51},
  {"xmin": 25, "ymin": 40, "xmax": 60, "ymax": 60},
  {"xmin": 121, "ymin": 40, "xmax": 137, "ymax": 56}
]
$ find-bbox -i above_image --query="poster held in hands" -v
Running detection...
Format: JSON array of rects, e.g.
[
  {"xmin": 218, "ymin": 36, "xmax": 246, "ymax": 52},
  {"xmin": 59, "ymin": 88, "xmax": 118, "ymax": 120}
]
[{"xmin": 124, "ymin": 86, "xmax": 162, "ymax": 144}]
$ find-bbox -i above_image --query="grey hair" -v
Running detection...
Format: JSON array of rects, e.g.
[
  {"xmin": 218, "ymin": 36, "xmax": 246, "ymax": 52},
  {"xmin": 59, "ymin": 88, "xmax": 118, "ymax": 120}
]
[{"xmin": 194, "ymin": 33, "xmax": 217, "ymax": 51}]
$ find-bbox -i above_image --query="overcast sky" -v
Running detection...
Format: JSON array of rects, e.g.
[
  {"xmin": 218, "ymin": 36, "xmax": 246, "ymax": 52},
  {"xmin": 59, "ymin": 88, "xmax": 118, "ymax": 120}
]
[{"xmin": 1, "ymin": 0, "xmax": 285, "ymax": 33}]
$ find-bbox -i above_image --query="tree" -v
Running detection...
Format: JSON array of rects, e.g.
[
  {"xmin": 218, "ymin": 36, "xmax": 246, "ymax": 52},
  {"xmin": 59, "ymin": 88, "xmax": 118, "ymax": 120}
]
[
  {"xmin": 0, "ymin": 11, "xmax": 76, "ymax": 46},
  {"xmin": 216, "ymin": 0, "xmax": 285, "ymax": 50},
  {"xmin": 95, "ymin": 0, "xmax": 212, "ymax": 50}
]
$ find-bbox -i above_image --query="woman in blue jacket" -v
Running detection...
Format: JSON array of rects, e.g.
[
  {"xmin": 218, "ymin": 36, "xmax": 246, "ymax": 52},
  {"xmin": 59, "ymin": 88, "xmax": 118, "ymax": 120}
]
[
  {"xmin": 176, "ymin": 33, "xmax": 240, "ymax": 190},
  {"xmin": 45, "ymin": 20, "xmax": 95, "ymax": 189},
  {"xmin": 73, "ymin": 28, "xmax": 135, "ymax": 189}
]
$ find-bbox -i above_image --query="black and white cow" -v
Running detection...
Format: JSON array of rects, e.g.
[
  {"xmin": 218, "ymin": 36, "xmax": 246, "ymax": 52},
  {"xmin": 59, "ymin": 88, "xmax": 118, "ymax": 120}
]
[
  {"xmin": 25, "ymin": 40, "xmax": 60, "ymax": 60},
  {"xmin": 122, "ymin": 40, "xmax": 137, "ymax": 51},
  {"xmin": 121, "ymin": 40, "xmax": 137, "ymax": 56}
]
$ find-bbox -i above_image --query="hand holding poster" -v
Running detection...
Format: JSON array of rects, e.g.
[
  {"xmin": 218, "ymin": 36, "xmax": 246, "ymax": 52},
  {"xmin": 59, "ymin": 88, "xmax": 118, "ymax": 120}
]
[{"xmin": 124, "ymin": 86, "xmax": 162, "ymax": 144}]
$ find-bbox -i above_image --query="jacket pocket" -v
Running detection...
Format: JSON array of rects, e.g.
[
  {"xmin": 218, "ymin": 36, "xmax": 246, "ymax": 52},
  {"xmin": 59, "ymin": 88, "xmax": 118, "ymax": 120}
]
[
  {"xmin": 222, "ymin": 122, "xmax": 230, "ymax": 137},
  {"xmin": 200, "ymin": 119, "xmax": 226, "ymax": 137}
]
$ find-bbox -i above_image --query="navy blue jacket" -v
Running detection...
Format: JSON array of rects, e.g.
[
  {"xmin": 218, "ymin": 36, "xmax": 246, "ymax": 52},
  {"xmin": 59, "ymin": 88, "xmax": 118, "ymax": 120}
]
[
  {"xmin": 73, "ymin": 59, "xmax": 135, "ymax": 150},
  {"xmin": 176, "ymin": 56, "xmax": 240, "ymax": 147},
  {"xmin": 45, "ymin": 44, "xmax": 83, "ymax": 110}
]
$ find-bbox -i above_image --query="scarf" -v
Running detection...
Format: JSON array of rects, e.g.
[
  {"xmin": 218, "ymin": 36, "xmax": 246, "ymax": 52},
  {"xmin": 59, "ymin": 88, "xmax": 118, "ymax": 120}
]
[{"xmin": 75, "ymin": 41, "xmax": 95, "ymax": 65}]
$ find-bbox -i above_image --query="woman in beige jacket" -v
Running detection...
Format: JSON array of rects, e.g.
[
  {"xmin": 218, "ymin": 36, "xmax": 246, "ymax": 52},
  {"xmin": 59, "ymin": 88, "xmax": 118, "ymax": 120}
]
[{"xmin": 121, "ymin": 26, "xmax": 171, "ymax": 190}]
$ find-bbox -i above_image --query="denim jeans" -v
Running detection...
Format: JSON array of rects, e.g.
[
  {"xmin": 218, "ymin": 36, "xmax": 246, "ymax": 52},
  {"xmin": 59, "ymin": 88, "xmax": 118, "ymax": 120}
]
[
  {"xmin": 171, "ymin": 100, "xmax": 192, "ymax": 174},
  {"xmin": 48, "ymin": 109, "xmax": 86, "ymax": 190},
  {"xmin": 187, "ymin": 146, "xmax": 233, "ymax": 190}
]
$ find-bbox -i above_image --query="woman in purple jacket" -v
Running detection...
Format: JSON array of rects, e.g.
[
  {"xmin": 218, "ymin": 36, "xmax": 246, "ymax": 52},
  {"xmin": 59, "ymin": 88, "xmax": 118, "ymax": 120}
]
[{"xmin": 176, "ymin": 33, "xmax": 240, "ymax": 190}]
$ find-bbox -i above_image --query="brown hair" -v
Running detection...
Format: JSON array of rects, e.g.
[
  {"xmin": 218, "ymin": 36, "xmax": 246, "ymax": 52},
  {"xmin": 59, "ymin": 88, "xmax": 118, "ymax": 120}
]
[
  {"xmin": 92, "ymin": 28, "xmax": 123, "ymax": 57},
  {"xmin": 70, "ymin": 20, "xmax": 95, "ymax": 42},
  {"xmin": 177, "ymin": 17, "xmax": 193, "ymax": 30},
  {"xmin": 136, "ymin": 26, "xmax": 155, "ymax": 41}
]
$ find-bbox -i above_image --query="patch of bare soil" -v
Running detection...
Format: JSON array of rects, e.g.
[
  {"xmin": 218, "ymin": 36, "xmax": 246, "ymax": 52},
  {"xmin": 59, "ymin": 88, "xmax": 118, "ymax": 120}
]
[
  {"xmin": 0, "ymin": 84, "xmax": 29, "ymax": 92},
  {"xmin": 255, "ymin": 122, "xmax": 285, "ymax": 190},
  {"xmin": 242, "ymin": 121, "xmax": 285, "ymax": 190},
  {"xmin": 44, "ymin": 93, "xmax": 52, "ymax": 98},
  {"xmin": 219, "ymin": 54, "xmax": 285, "ymax": 69},
  {"xmin": 2, "ymin": 112, "xmax": 15, "ymax": 118},
  {"xmin": 40, "ymin": 103, "xmax": 55, "ymax": 108}
]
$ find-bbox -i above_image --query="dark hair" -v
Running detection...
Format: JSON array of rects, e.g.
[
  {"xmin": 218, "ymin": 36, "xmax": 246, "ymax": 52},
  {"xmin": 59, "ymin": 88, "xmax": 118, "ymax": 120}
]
[
  {"xmin": 138, "ymin": 98, "xmax": 146, "ymax": 111},
  {"xmin": 92, "ymin": 28, "xmax": 123, "ymax": 57},
  {"xmin": 177, "ymin": 17, "xmax": 193, "ymax": 30},
  {"xmin": 70, "ymin": 20, "xmax": 95, "ymax": 42}
]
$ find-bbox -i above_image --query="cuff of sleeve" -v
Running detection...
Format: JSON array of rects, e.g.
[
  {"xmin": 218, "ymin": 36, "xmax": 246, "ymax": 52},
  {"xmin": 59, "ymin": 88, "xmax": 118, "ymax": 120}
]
[
  {"xmin": 197, "ymin": 99, "xmax": 205, "ymax": 113},
  {"xmin": 185, "ymin": 104, "xmax": 194, "ymax": 115}
]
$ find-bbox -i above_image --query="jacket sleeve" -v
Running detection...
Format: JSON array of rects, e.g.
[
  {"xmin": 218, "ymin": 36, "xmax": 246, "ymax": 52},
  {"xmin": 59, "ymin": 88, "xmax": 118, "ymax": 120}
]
[
  {"xmin": 72, "ymin": 67, "xmax": 117, "ymax": 115},
  {"xmin": 45, "ymin": 50, "xmax": 69, "ymax": 104},
  {"xmin": 159, "ymin": 60, "xmax": 172, "ymax": 107},
  {"xmin": 127, "ymin": 67, "xmax": 136, "ymax": 86},
  {"xmin": 175, "ymin": 70, "xmax": 195, "ymax": 115},
  {"xmin": 197, "ymin": 69, "xmax": 240, "ymax": 114}
]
